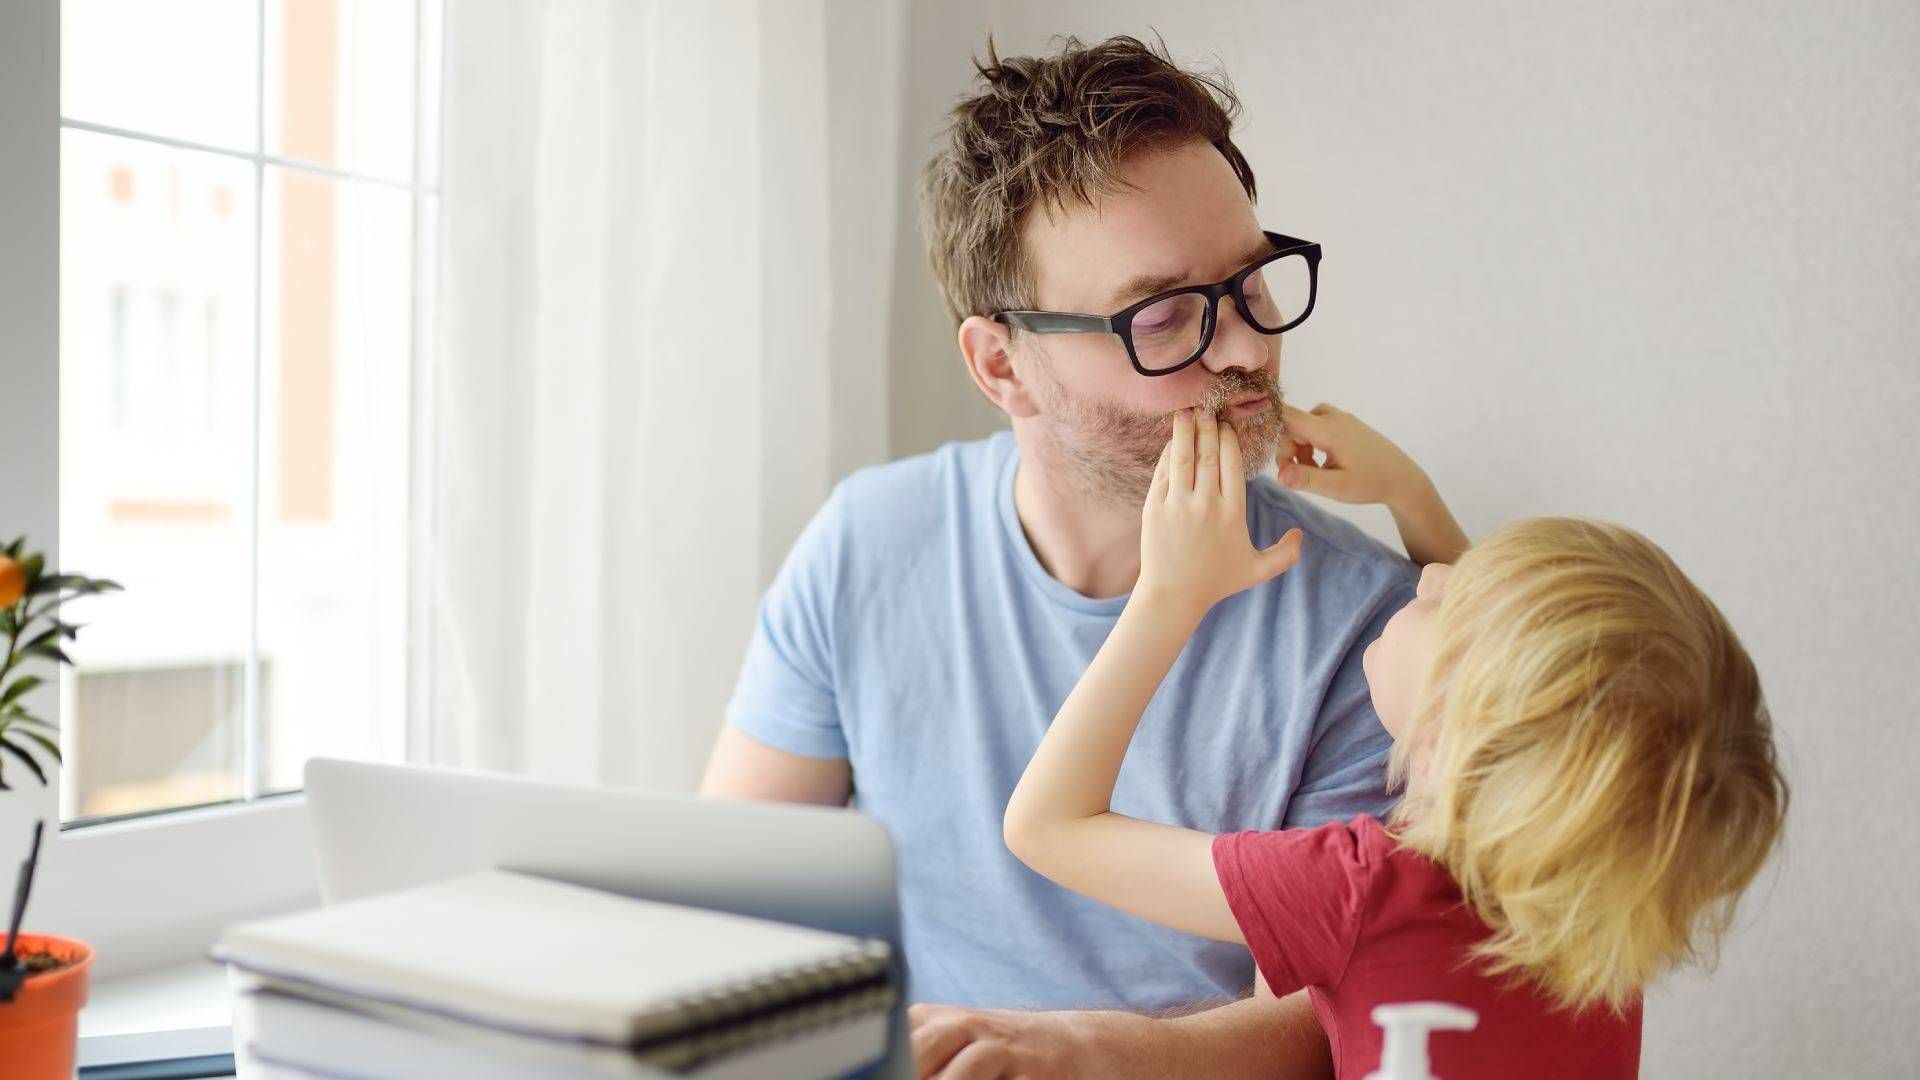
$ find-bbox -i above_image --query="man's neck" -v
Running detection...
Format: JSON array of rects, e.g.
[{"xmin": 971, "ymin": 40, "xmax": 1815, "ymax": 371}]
[{"xmin": 1011, "ymin": 451, "xmax": 1144, "ymax": 601}]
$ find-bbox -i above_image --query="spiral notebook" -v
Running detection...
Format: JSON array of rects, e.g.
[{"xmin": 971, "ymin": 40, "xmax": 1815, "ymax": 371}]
[
  {"xmin": 238, "ymin": 981, "xmax": 895, "ymax": 1079},
  {"xmin": 213, "ymin": 868, "xmax": 894, "ymax": 1070}
]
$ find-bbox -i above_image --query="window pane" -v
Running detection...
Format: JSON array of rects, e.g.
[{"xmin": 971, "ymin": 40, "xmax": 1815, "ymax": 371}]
[
  {"xmin": 266, "ymin": 0, "xmax": 419, "ymax": 182},
  {"xmin": 57, "ymin": 128, "xmax": 258, "ymax": 821},
  {"xmin": 256, "ymin": 168, "xmax": 413, "ymax": 793},
  {"xmin": 61, "ymin": 0, "xmax": 260, "ymax": 153}
]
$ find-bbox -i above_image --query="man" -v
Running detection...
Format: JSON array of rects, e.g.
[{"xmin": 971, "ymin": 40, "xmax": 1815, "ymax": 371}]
[{"xmin": 702, "ymin": 36, "xmax": 1443, "ymax": 1078}]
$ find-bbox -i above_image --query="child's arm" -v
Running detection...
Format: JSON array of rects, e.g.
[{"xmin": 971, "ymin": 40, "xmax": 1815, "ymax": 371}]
[
  {"xmin": 1276, "ymin": 403, "xmax": 1469, "ymax": 567},
  {"xmin": 1003, "ymin": 409, "xmax": 1303, "ymax": 945}
]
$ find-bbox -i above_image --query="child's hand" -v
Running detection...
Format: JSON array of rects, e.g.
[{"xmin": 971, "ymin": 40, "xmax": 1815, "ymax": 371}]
[
  {"xmin": 1137, "ymin": 408, "xmax": 1304, "ymax": 620},
  {"xmin": 1276, "ymin": 402, "xmax": 1431, "ymax": 507},
  {"xmin": 1277, "ymin": 402, "xmax": 1469, "ymax": 566}
]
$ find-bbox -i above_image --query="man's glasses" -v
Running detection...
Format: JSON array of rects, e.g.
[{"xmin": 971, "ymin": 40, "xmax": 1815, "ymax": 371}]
[{"xmin": 991, "ymin": 231, "xmax": 1321, "ymax": 378}]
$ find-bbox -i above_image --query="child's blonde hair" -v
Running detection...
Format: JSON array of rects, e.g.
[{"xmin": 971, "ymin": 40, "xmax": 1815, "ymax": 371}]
[{"xmin": 1387, "ymin": 517, "xmax": 1787, "ymax": 1014}]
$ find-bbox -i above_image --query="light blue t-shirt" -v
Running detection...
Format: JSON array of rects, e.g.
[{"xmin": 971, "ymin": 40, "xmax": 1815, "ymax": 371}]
[{"xmin": 726, "ymin": 431, "xmax": 1416, "ymax": 1011}]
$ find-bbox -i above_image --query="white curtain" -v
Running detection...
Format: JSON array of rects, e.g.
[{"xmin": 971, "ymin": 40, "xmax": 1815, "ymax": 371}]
[{"xmin": 419, "ymin": 0, "xmax": 902, "ymax": 791}]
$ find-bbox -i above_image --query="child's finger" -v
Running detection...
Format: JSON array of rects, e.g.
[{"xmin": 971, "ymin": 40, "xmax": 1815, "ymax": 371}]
[
  {"xmin": 1219, "ymin": 420, "xmax": 1246, "ymax": 500},
  {"xmin": 1278, "ymin": 459, "xmax": 1358, "ymax": 502},
  {"xmin": 1169, "ymin": 408, "xmax": 1196, "ymax": 493},
  {"xmin": 1195, "ymin": 409, "xmax": 1221, "ymax": 494},
  {"xmin": 1257, "ymin": 528, "xmax": 1305, "ymax": 579},
  {"xmin": 1279, "ymin": 404, "xmax": 1334, "ymax": 453}
]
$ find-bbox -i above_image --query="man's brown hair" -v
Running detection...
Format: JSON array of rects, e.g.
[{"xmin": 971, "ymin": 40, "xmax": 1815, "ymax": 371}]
[{"xmin": 919, "ymin": 35, "xmax": 1257, "ymax": 326}]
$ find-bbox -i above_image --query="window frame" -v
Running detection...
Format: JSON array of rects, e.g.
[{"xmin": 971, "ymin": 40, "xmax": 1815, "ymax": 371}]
[{"xmin": 0, "ymin": 0, "xmax": 445, "ymax": 977}]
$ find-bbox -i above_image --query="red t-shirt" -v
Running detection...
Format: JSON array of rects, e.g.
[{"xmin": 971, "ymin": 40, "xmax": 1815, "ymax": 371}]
[{"xmin": 1213, "ymin": 816, "xmax": 1641, "ymax": 1079}]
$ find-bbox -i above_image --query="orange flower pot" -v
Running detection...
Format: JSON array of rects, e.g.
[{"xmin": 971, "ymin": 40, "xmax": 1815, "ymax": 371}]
[{"xmin": 0, "ymin": 934, "xmax": 93, "ymax": 1080}]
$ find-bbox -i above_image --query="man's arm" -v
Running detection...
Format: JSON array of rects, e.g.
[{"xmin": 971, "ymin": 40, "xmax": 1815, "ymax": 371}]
[
  {"xmin": 1155, "ymin": 982, "xmax": 1332, "ymax": 1078},
  {"xmin": 699, "ymin": 724, "xmax": 851, "ymax": 806},
  {"xmin": 912, "ymin": 981, "xmax": 1331, "ymax": 1080},
  {"xmin": 708, "ymin": 481, "xmax": 855, "ymax": 803}
]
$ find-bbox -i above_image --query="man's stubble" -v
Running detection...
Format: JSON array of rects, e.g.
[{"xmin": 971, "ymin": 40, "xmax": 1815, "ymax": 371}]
[{"xmin": 1031, "ymin": 358, "xmax": 1286, "ymax": 509}]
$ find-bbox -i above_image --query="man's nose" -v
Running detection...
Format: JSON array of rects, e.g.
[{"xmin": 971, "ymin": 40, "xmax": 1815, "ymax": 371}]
[{"xmin": 1197, "ymin": 299, "xmax": 1271, "ymax": 375}]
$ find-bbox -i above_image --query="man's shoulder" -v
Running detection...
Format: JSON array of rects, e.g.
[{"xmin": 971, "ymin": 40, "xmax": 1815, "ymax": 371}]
[
  {"xmin": 1246, "ymin": 477, "xmax": 1417, "ymax": 599},
  {"xmin": 788, "ymin": 432, "xmax": 1011, "ymax": 603},
  {"xmin": 831, "ymin": 429, "xmax": 1013, "ymax": 524}
]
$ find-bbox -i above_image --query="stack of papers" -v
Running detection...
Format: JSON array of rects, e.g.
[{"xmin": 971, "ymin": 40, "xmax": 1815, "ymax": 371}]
[{"xmin": 213, "ymin": 870, "xmax": 895, "ymax": 1079}]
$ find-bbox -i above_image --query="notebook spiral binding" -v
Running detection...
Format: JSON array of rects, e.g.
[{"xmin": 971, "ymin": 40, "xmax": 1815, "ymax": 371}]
[{"xmin": 634, "ymin": 942, "xmax": 896, "ymax": 1071}]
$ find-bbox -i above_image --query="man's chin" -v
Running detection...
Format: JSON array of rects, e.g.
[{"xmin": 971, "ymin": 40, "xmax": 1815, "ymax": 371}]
[{"xmin": 1225, "ymin": 408, "xmax": 1283, "ymax": 472}]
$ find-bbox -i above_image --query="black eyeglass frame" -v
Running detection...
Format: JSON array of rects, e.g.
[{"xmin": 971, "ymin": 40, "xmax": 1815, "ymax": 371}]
[{"xmin": 989, "ymin": 231, "xmax": 1321, "ymax": 378}]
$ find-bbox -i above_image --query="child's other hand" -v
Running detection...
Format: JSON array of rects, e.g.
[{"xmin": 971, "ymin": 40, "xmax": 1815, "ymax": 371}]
[
  {"xmin": 1275, "ymin": 403, "xmax": 1433, "ymax": 509},
  {"xmin": 1278, "ymin": 402, "xmax": 1470, "ymax": 567},
  {"xmin": 1138, "ymin": 408, "xmax": 1303, "ymax": 620}
]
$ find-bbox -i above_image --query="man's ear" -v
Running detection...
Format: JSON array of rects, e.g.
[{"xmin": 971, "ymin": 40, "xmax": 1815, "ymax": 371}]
[{"xmin": 958, "ymin": 315, "xmax": 1042, "ymax": 420}]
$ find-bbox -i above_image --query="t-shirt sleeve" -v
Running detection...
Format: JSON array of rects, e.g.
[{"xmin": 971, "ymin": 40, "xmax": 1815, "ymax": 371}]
[
  {"xmin": 1212, "ymin": 821, "xmax": 1371, "ymax": 998},
  {"xmin": 1282, "ymin": 579, "xmax": 1414, "ymax": 828},
  {"xmin": 723, "ymin": 486, "xmax": 850, "ymax": 760}
]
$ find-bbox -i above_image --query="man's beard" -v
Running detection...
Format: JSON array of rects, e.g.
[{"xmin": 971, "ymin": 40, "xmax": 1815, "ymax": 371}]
[{"xmin": 1036, "ymin": 367, "xmax": 1286, "ymax": 507}]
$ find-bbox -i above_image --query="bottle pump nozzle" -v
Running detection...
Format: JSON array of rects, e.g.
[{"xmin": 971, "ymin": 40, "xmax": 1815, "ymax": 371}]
[{"xmin": 1363, "ymin": 1001, "xmax": 1479, "ymax": 1080}]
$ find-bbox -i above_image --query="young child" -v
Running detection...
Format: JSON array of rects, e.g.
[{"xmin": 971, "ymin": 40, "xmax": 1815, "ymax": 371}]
[{"xmin": 1003, "ymin": 407, "xmax": 1788, "ymax": 1078}]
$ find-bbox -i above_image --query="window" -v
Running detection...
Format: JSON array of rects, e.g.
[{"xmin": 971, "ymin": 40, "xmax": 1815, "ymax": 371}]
[{"xmin": 57, "ymin": 0, "xmax": 439, "ymax": 823}]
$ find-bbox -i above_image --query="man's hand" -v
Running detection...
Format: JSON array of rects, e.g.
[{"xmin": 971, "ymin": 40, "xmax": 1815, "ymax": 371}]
[
  {"xmin": 1137, "ymin": 407, "xmax": 1304, "ymax": 621},
  {"xmin": 909, "ymin": 991, "xmax": 1334, "ymax": 1080},
  {"xmin": 909, "ymin": 1003, "xmax": 1131, "ymax": 1079}
]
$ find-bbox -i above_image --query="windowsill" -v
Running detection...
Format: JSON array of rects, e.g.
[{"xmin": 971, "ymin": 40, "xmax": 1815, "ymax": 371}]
[
  {"xmin": 81, "ymin": 958, "xmax": 232, "ymax": 1038},
  {"xmin": 78, "ymin": 959, "xmax": 236, "ymax": 1078},
  {"xmin": 63, "ymin": 789, "xmax": 304, "ymax": 835},
  {"xmin": 31, "ymin": 792, "xmax": 320, "ymax": 981}
]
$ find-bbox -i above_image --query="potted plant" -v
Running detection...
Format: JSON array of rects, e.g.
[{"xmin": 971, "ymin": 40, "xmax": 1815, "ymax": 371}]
[{"xmin": 0, "ymin": 537, "xmax": 119, "ymax": 1079}]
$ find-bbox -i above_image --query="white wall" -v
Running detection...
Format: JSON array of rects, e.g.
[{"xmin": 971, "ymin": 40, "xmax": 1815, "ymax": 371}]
[{"xmin": 887, "ymin": 2, "xmax": 1920, "ymax": 1076}]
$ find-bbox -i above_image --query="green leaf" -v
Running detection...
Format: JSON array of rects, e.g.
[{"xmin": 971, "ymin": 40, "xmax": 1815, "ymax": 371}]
[
  {"xmin": 19, "ymin": 599, "xmax": 60, "ymax": 624},
  {"xmin": 10, "ymin": 729, "xmax": 60, "ymax": 767},
  {"xmin": 0, "ymin": 676, "xmax": 42, "ymax": 710},
  {"xmin": 0, "ymin": 609, "xmax": 13, "ymax": 637},
  {"xmin": 30, "ymin": 574, "xmax": 87, "ymax": 597},
  {"xmin": 20, "ymin": 642, "xmax": 72, "ymax": 666},
  {"xmin": 17, "ymin": 554, "xmax": 43, "ymax": 587},
  {"xmin": 22, "ymin": 593, "xmax": 87, "ymax": 623},
  {"xmin": 55, "ymin": 621, "xmax": 81, "ymax": 640},
  {"xmin": 3, "ymin": 537, "xmax": 22, "ymax": 560},
  {"xmin": 0, "ymin": 737, "xmax": 47, "ymax": 786},
  {"xmin": 32, "ymin": 574, "xmax": 121, "ymax": 598},
  {"xmin": 6, "ymin": 712, "xmax": 57, "ymax": 732},
  {"xmin": 19, "ymin": 625, "xmax": 60, "ymax": 653}
]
